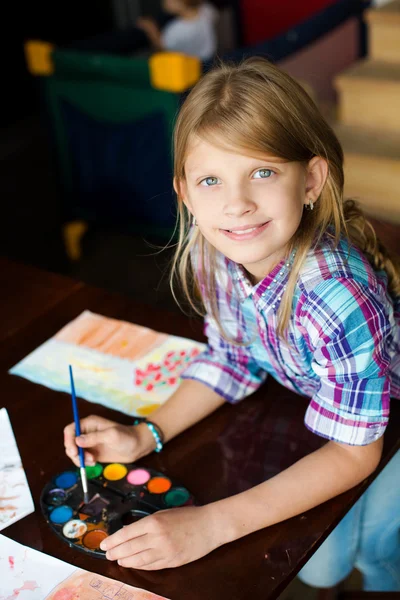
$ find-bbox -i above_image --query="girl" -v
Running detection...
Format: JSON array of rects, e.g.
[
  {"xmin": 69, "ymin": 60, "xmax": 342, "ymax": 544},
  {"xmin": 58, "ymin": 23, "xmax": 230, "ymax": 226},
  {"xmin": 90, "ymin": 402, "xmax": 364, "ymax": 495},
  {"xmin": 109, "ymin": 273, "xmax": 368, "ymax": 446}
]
[
  {"xmin": 136, "ymin": 0, "xmax": 218, "ymax": 61},
  {"xmin": 64, "ymin": 57, "xmax": 400, "ymax": 591}
]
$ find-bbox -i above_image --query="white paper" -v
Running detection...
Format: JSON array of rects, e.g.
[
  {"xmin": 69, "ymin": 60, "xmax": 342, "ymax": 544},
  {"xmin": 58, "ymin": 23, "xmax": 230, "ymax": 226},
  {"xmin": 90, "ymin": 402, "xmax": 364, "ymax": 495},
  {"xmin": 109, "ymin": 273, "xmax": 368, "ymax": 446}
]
[
  {"xmin": 10, "ymin": 310, "xmax": 206, "ymax": 417},
  {"xmin": 0, "ymin": 535, "xmax": 169, "ymax": 599},
  {"xmin": 0, "ymin": 408, "xmax": 34, "ymax": 531}
]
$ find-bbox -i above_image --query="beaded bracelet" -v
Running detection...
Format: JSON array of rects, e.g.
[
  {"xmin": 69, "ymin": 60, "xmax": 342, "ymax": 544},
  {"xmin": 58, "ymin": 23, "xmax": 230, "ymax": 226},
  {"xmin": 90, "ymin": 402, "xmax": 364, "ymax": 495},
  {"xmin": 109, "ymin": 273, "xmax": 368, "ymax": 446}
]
[{"xmin": 133, "ymin": 418, "xmax": 164, "ymax": 453}]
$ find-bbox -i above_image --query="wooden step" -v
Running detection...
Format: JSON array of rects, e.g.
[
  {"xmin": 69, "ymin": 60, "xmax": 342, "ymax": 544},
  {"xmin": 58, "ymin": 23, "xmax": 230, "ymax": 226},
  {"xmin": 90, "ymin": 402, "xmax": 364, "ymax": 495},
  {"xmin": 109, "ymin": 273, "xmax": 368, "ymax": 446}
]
[
  {"xmin": 333, "ymin": 123, "xmax": 400, "ymax": 223},
  {"xmin": 365, "ymin": 0, "xmax": 400, "ymax": 63},
  {"xmin": 334, "ymin": 59, "xmax": 400, "ymax": 133}
]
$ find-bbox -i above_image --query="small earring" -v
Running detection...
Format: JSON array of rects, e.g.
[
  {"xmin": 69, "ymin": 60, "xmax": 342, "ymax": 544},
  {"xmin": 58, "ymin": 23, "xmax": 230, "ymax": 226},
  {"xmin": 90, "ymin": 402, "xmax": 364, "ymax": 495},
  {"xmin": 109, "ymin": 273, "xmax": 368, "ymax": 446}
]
[
  {"xmin": 308, "ymin": 199, "xmax": 314, "ymax": 211},
  {"xmin": 192, "ymin": 216, "xmax": 198, "ymax": 226}
]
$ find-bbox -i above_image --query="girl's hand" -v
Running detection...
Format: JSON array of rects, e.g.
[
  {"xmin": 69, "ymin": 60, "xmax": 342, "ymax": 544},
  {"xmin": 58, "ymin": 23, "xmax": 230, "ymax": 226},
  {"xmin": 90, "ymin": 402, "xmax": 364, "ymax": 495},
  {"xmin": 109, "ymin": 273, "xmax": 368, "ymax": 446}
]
[
  {"xmin": 64, "ymin": 415, "xmax": 156, "ymax": 466},
  {"xmin": 101, "ymin": 505, "xmax": 222, "ymax": 570}
]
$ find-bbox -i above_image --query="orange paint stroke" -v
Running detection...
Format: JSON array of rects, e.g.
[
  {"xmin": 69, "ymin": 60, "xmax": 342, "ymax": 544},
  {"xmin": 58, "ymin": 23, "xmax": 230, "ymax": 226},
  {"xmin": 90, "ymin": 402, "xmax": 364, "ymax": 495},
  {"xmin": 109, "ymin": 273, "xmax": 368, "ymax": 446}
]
[
  {"xmin": 55, "ymin": 312, "xmax": 168, "ymax": 360},
  {"xmin": 45, "ymin": 570, "xmax": 168, "ymax": 599}
]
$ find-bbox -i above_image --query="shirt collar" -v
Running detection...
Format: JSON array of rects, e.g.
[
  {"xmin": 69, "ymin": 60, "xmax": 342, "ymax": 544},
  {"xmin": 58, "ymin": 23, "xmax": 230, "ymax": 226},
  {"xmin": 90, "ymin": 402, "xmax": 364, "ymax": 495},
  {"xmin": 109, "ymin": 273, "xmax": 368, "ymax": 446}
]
[{"xmin": 230, "ymin": 250, "xmax": 297, "ymax": 313}]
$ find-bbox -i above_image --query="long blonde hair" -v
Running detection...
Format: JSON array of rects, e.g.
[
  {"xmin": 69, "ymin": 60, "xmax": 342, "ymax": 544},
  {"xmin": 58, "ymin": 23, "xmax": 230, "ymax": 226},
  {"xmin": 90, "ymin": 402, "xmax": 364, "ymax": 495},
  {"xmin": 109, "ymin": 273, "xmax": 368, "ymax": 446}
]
[{"xmin": 170, "ymin": 57, "xmax": 400, "ymax": 339}]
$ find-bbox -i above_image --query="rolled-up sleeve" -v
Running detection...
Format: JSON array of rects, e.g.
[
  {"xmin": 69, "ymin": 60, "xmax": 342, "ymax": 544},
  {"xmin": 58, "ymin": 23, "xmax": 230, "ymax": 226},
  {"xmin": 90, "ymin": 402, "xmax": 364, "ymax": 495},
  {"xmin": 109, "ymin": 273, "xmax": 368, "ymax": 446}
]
[
  {"xmin": 300, "ymin": 277, "xmax": 391, "ymax": 445},
  {"xmin": 181, "ymin": 314, "xmax": 267, "ymax": 403}
]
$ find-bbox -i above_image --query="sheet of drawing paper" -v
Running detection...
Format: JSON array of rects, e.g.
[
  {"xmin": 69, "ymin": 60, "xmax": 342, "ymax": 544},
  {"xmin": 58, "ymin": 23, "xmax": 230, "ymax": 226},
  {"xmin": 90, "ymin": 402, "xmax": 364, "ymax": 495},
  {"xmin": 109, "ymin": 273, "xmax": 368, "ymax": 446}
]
[
  {"xmin": 0, "ymin": 535, "xmax": 169, "ymax": 599},
  {"xmin": 0, "ymin": 409, "xmax": 34, "ymax": 532},
  {"xmin": 9, "ymin": 310, "xmax": 206, "ymax": 417}
]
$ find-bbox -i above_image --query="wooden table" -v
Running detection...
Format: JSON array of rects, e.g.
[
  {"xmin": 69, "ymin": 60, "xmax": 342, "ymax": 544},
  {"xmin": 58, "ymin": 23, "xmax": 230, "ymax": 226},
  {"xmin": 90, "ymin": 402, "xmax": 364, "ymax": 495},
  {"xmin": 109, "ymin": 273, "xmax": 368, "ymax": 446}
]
[{"xmin": 1, "ymin": 257, "xmax": 399, "ymax": 599}]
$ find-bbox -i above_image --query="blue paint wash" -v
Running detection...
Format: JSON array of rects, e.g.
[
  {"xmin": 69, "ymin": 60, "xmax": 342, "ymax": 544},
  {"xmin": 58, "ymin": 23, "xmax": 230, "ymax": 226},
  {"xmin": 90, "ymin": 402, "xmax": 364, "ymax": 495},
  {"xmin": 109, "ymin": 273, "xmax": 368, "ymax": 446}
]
[
  {"xmin": 55, "ymin": 471, "xmax": 78, "ymax": 489},
  {"xmin": 49, "ymin": 505, "xmax": 74, "ymax": 524}
]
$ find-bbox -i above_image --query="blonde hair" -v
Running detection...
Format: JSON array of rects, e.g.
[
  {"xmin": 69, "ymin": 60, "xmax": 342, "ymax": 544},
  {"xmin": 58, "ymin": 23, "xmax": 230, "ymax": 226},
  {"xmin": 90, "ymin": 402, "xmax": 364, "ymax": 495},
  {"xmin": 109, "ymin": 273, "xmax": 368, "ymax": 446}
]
[{"xmin": 170, "ymin": 57, "xmax": 400, "ymax": 340}]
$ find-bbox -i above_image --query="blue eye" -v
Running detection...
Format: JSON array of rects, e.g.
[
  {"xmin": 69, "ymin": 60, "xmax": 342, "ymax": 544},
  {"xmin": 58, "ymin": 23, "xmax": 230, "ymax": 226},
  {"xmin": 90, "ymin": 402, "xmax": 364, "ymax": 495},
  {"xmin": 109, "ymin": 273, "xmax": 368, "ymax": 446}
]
[
  {"xmin": 253, "ymin": 169, "xmax": 274, "ymax": 179},
  {"xmin": 200, "ymin": 176, "xmax": 220, "ymax": 187}
]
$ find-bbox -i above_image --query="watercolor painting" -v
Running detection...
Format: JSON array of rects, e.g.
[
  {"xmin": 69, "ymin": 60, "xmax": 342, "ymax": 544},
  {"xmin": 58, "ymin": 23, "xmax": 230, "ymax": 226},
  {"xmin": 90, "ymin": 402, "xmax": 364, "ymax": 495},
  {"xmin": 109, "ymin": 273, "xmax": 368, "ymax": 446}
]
[
  {"xmin": 0, "ymin": 535, "xmax": 169, "ymax": 600},
  {"xmin": 0, "ymin": 409, "xmax": 34, "ymax": 532},
  {"xmin": 9, "ymin": 310, "xmax": 206, "ymax": 417},
  {"xmin": 46, "ymin": 571, "xmax": 168, "ymax": 600}
]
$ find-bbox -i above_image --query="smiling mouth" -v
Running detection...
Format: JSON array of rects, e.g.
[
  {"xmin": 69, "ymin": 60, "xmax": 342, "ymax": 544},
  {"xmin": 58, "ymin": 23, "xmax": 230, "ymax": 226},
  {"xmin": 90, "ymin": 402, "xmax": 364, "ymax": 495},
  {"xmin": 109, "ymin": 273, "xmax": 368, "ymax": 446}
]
[{"xmin": 223, "ymin": 221, "xmax": 270, "ymax": 234}]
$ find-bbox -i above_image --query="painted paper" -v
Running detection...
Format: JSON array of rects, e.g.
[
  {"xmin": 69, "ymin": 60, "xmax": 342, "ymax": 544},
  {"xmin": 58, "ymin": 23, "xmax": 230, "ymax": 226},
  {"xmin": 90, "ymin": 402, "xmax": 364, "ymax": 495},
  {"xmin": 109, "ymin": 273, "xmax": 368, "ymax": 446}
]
[
  {"xmin": 10, "ymin": 310, "xmax": 206, "ymax": 417},
  {"xmin": 0, "ymin": 535, "xmax": 169, "ymax": 599},
  {"xmin": 0, "ymin": 409, "xmax": 34, "ymax": 532}
]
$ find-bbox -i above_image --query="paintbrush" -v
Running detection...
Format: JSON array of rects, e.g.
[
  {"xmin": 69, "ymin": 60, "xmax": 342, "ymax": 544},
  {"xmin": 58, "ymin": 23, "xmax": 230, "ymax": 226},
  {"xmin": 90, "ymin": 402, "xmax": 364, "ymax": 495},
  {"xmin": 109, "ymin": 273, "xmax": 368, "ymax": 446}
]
[{"xmin": 69, "ymin": 365, "xmax": 89, "ymax": 504}]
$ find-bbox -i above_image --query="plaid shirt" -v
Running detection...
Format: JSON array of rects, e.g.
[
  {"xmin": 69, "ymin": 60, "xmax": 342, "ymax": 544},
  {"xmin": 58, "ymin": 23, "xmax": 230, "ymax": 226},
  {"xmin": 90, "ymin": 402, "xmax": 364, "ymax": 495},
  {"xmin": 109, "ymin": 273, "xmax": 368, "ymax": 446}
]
[{"xmin": 182, "ymin": 232, "xmax": 400, "ymax": 446}]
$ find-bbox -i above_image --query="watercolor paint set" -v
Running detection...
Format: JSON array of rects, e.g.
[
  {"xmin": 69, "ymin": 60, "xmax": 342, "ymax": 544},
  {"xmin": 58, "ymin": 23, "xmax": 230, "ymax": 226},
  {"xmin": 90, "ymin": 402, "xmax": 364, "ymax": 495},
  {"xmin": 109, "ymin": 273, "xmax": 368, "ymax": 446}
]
[{"xmin": 41, "ymin": 463, "xmax": 195, "ymax": 558}]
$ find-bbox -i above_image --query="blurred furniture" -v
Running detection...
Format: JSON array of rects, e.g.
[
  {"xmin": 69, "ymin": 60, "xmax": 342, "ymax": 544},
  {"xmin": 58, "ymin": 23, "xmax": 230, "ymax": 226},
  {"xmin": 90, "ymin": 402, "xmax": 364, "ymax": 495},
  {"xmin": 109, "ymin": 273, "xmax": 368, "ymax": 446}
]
[
  {"xmin": 44, "ymin": 51, "xmax": 178, "ymax": 238},
  {"xmin": 217, "ymin": 0, "xmax": 370, "ymax": 78},
  {"xmin": 25, "ymin": 47, "xmax": 197, "ymax": 258},
  {"xmin": 238, "ymin": 0, "xmax": 367, "ymax": 47},
  {"xmin": 334, "ymin": 0, "xmax": 400, "ymax": 223},
  {"xmin": 240, "ymin": 0, "xmax": 336, "ymax": 45}
]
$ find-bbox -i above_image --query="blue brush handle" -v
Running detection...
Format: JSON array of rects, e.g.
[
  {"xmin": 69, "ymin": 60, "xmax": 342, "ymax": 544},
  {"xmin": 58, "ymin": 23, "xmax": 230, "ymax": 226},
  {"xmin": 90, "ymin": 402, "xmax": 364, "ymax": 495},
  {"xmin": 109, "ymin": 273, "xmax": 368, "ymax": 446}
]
[{"xmin": 69, "ymin": 365, "xmax": 85, "ymax": 468}]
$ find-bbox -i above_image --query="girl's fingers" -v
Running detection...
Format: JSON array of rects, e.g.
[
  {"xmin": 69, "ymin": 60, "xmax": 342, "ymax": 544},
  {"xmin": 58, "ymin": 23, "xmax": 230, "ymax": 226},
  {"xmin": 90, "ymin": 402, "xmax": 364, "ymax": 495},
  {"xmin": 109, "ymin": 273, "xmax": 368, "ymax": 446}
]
[
  {"xmin": 101, "ymin": 520, "xmax": 147, "ymax": 552},
  {"xmin": 65, "ymin": 416, "xmax": 119, "ymax": 466},
  {"xmin": 117, "ymin": 552, "xmax": 163, "ymax": 570},
  {"xmin": 64, "ymin": 439, "xmax": 78, "ymax": 458},
  {"xmin": 84, "ymin": 452, "xmax": 95, "ymax": 465},
  {"xmin": 65, "ymin": 440, "xmax": 94, "ymax": 463},
  {"xmin": 79, "ymin": 415, "xmax": 113, "ymax": 433},
  {"xmin": 105, "ymin": 535, "xmax": 150, "ymax": 562},
  {"xmin": 65, "ymin": 444, "xmax": 77, "ymax": 457},
  {"xmin": 76, "ymin": 430, "xmax": 107, "ymax": 448},
  {"xmin": 64, "ymin": 416, "xmax": 116, "ymax": 443},
  {"xmin": 63, "ymin": 422, "xmax": 77, "ymax": 447}
]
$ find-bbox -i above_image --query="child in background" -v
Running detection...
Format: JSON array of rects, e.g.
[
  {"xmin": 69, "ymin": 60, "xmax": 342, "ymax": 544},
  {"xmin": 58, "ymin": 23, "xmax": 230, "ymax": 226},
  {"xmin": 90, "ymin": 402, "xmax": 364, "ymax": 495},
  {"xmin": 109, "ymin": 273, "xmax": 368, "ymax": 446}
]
[
  {"xmin": 64, "ymin": 58, "xmax": 400, "ymax": 592},
  {"xmin": 136, "ymin": 0, "xmax": 218, "ymax": 60}
]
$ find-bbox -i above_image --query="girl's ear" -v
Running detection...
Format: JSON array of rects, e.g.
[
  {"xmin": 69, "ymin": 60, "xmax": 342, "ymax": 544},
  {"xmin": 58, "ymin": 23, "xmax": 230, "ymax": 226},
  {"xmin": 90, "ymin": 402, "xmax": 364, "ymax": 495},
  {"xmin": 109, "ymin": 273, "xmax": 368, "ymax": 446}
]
[
  {"xmin": 173, "ymin": 177, "xmax": 193, "ymax": 214},
  {"xmin": 305, "ymin": 157, "xmax": 329, "ymax": 205}
]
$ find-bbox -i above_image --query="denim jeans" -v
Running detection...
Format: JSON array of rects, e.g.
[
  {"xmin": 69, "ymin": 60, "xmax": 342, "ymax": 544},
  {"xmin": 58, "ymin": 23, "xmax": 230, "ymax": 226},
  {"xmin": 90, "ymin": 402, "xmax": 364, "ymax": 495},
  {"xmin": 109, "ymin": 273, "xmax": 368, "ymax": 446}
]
[{"xmin": 298, "ymin": 449, "xmax": 400, "ymax": 591}]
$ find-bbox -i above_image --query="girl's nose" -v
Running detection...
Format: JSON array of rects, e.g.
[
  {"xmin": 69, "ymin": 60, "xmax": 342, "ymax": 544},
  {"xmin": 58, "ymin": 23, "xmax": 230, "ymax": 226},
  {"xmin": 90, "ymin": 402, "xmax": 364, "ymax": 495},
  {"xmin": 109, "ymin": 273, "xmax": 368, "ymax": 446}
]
[{"xmin": 223, "ymin": 192, "xmax": 257, "ymax": 217}]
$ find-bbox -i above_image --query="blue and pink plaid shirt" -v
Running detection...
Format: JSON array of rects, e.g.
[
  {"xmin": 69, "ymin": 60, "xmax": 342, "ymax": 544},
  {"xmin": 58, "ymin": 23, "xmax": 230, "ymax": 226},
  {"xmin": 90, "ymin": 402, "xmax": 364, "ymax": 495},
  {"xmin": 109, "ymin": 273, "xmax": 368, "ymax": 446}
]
[{"xmin": 182, "ymin": 232, "xmax": 400, "ymax": 446}]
